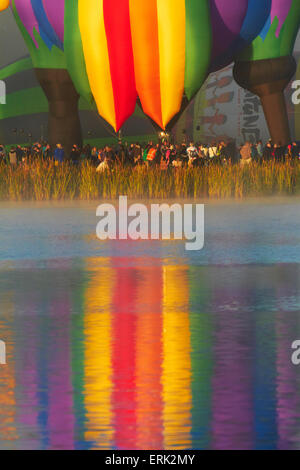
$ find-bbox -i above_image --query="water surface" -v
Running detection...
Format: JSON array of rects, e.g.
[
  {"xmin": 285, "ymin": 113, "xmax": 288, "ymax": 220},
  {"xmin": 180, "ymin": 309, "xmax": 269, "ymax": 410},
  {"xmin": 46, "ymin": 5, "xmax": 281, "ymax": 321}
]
[{"xmin": 0, "ymin": 198, "xmax": 300, "ymax": 450}]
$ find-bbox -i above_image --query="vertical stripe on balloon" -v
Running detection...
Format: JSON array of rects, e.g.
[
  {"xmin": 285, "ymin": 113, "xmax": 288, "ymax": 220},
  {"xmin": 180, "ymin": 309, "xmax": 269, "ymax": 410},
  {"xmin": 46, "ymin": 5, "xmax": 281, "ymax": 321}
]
[
  {"xmin": 103, "ymin": 0, "xmax": 137, "ymax": 131},
  {"xmin": 129, "ymin": 0, "xmax": 186, "ymax": 129},
  {"xmin": 184, "ymin": 0, "xmax": 212, "ymax": 100},
  {"xmin": 78, "ymin": 0, "xmax": 137, "ymax": 131},
  {"xmin": 78, "ymin": 0, "xmax": 116, "ymax": 130},
  {"xmin": 64, "ymin": 0, "xmax": 93, "ymax": 109},
  {"xmin": 129, "ymin": 0, "xmax": 163, "ymax": 128},
  {"xmin": 156, "ymin": 0, "xmax": 186, "ymax": 128}
]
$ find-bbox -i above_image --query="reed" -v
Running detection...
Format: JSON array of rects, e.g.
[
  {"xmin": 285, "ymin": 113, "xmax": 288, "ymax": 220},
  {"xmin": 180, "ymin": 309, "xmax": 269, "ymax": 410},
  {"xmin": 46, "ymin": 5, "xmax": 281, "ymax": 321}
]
[{"xmin": 0, "ymin": 159, "xmax": 299, "ymax": 201}]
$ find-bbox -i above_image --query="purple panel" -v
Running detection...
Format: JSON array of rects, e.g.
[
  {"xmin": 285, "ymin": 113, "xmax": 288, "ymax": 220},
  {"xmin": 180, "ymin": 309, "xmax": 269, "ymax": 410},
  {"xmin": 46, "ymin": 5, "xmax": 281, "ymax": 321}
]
[
  {"xmin": 270, "ymin": 0, "xmax": 293, "ymax": 37},
  {"xmin": 210, "ymin": 0, "xmax": 248, "ymax": 62},
  {"xmin": 14, "ymin": 0, "xmax": 39, "ymax": 47},
  {"xmin": 43, "ymin": 0, "xmax": 64, "ymax": 43}
]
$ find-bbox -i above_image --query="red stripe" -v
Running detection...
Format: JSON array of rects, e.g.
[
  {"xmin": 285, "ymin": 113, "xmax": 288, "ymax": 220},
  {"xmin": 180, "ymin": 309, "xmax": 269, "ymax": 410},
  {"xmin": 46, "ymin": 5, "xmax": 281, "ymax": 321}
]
[{"xmin": 103, "ymin": 0, "xmax": 137, "ymax": 131}]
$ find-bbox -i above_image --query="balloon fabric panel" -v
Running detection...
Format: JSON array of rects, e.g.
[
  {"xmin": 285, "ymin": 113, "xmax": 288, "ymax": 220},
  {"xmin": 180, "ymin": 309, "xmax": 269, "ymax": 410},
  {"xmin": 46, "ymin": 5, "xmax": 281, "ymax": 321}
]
[
  {"xmin": 78, "ymin": 0, "xmax": 117, "ymax": 130},
  {"xmin": 129, "ymin": 0, "xmax": 163, "ymax": 129},
  {"xmin": 184, "ymin": 0, "xmax": 212, "ymax": 101},
  {"xmin": 103, "ymin": 0, "xmax": 137, "ymax": 131},
  {"xmin": 1, "ymin": 0, "xmax": 299, "ymax": 131}
]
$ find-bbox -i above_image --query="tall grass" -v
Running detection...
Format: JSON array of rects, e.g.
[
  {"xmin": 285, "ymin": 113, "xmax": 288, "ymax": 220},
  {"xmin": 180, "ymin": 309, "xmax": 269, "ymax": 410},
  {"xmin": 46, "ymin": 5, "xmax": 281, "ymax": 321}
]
[{"xmin": 0, "ymin": 159, "xmax": 300, "ymax": 201}]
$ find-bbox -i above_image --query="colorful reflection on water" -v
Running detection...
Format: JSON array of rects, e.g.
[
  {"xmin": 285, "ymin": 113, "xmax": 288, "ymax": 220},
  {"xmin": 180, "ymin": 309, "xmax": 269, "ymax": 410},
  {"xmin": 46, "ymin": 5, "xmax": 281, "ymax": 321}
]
[{"xmin": 0, "ymin": 258, "xmax": 300, "ymax": 450}]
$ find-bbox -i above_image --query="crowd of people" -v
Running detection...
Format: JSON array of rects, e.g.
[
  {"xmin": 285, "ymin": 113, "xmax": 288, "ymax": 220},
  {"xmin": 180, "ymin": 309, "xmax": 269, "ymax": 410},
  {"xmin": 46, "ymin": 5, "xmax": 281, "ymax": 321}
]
[{"xmin": 0, "ymin": 139, "xmax": 299, "ymax": 171}]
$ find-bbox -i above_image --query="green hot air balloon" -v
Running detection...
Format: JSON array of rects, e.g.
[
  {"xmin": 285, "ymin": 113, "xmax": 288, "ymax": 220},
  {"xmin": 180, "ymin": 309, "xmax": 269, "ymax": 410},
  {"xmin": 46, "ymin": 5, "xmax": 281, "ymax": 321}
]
[{"xmin": 234, "ymin": 0, "xmax": 300, "ymax": 145}]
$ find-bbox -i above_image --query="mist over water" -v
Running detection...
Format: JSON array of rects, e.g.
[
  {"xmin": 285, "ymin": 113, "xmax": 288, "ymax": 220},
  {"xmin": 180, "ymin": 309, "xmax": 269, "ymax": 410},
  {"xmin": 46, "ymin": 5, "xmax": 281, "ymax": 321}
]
[{"xmin": 0, "ymin": 198, "xmax": 300, "ymax": 450}]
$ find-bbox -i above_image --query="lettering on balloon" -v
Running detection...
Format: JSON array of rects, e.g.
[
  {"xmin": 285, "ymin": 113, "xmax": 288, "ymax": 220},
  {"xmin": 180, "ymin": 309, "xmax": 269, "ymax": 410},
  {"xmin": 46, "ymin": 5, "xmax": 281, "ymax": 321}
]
[{"xmin": 241, "ymin": 92, "xmax": 261, "ymax": 142}]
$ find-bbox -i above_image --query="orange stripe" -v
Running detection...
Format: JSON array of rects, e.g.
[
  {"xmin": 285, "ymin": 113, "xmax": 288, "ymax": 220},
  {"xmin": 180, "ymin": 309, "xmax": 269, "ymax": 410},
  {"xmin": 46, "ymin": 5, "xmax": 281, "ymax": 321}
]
[{"xmin": 129, "ymin": 0, "xmax": 163, "ymax": 128}]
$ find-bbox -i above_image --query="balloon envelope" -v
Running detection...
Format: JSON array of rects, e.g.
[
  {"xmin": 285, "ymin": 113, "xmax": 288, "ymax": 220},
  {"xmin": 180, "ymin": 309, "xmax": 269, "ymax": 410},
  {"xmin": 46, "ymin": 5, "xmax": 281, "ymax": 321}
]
[{"xmin": 1, "ymin": 0, "xmax": 298, "ymax": 131}]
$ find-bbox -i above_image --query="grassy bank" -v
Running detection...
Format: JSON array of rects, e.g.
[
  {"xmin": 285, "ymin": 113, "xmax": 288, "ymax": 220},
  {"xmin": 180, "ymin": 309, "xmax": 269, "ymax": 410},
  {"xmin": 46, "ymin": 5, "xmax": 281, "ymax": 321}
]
[{"xmin": 1, "ymin": 160, "xmax": 300, "ymax": 201}]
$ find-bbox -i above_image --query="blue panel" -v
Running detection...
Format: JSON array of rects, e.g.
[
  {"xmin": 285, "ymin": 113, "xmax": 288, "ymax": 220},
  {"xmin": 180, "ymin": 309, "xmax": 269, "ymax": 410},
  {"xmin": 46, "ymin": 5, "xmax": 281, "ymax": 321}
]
[
  {"xmin": 210, "ymin": 0, "xmax": 272, "ymax": 72},
  {"xmin": 259, "ymin": 15, "xmax": 272, "ymax": 41},
  {"xmin": 239, "ymin": 0, "xmax": 272, "ymax": 42},
  {"xmin": 31, "ymin": 0, "xmax": 63, "ymax": 51}
]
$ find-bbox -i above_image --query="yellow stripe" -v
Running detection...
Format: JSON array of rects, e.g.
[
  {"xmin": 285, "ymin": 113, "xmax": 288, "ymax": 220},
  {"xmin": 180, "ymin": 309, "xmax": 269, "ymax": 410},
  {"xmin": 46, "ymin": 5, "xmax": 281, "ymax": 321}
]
[
  {"xmin": 162, "ymin": 266, "xmax": 192, "ymax": 450},
  {"xmin": 83, "ymin": 259, "xmax": 114, "ymax": 449},
  {"xmin": 157, "ymin": 0, "xmax": 186, "ymax": 128},
  {"xmin": 78, "ymin": 0, "xmax": 117, "ymax": 130}
]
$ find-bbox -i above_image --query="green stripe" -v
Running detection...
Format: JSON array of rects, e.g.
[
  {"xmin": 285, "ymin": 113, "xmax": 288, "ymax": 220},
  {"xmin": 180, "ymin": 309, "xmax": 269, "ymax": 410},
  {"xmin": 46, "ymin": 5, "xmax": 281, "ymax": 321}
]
[
  {"xmin": 279, "ymin": 0, "xmax": 300, "ymax": 56},
  {"xmin": 0, "ymin": 87, "xmax": 48, "ymax": 119},
  {"xmin": 64, "ymin": 0, "xmax": 93, "ymax": 105},
  {"xmin": 184, "ymin": 0, "xmax": 212, "ymax": 100},
  {"xmin": 0, "ymin": 58, "xmax": 33, "ymax": 81},
  {"xmin": 0, "ymin": 87, "xmax": 94, "ymax": 119}
]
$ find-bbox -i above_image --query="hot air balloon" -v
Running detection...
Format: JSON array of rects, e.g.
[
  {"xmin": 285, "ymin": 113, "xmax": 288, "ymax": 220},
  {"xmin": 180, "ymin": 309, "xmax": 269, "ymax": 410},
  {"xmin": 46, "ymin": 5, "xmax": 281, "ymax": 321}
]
[
  {"xmin": 234, "ymin": 0, "xmax": 300, "ymax": 145},
  {"xmin": 0, "ymin": 1, "xmax": 299, "ymax": 152}
]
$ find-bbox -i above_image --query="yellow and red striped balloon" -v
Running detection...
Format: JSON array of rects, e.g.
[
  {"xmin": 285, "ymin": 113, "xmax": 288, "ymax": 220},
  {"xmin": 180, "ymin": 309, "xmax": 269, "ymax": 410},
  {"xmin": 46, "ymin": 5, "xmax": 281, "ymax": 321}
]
[
  {"xmin": 79, "ymin": 0, "xmax": 137, "ymax": 131},
  {"xmin": 78, "ymin": 0, "xmax": 211, "ymax": 131}
]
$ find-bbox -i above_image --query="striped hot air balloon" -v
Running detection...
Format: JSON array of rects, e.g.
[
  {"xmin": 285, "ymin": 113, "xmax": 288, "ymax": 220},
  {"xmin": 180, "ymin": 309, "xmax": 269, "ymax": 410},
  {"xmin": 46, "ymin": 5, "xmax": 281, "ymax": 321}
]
[{"xmin": 0, "ymin": 1, "xmax": 299, "ymax": 146}]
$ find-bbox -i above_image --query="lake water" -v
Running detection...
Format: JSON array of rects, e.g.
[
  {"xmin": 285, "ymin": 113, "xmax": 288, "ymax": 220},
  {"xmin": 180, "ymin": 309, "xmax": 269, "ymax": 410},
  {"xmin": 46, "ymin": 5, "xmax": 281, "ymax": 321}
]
[{"xmin": 0, "ymin": 198, "xmax": 300, "ymax": 450}]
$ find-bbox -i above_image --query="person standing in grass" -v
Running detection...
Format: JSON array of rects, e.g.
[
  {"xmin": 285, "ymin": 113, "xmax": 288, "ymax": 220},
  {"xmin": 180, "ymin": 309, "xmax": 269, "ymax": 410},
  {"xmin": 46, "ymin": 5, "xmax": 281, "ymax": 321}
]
[
  {"xmin": 250, "ymin": 142, "xmax": 258, "ymax": 162},
  {"xmin": 54, "ymin": 143, "xmax": 65, "ymax": 165},
  {"xmin": 9, "ymin": 147, "xmax": 17, "ymax": 167},
  {"xmin": 187, "ymin": 142, "xmax": 199, "ymax": 168},
  {"xmin": 263, "ymin": 141, "xmax": 273, "ymax": 161},
  {"xmin": 146, "ymin": 143, "xmax": 158, "ymax": 166},
  {"xmin": 240, "ymin": 141, "xmax": 252, "ymax": 166},
  {"xmin": 256, "ymin": 140, "xmax": 263, "ymax": 160},
  {"xmin": 273, "ymin": 143, "xmax": 285, "ymax": 162},
  {"xmin": 208, "ymin": 142, "xmax": 218, "ymax": 161},
  {"xmin": 143, "ymin": 143, "xmax": 151, "ymax": 163},
  {"xmin": 288, "ymin": 142, "xmax": 300, "ymax": 160},
  {"xmin": 70, "ymin": 144, "xmax": 81, "ymax": 164},
  {"xmin": 0, "ymin": 144, "xmax": 6, "ymax": 164}
]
